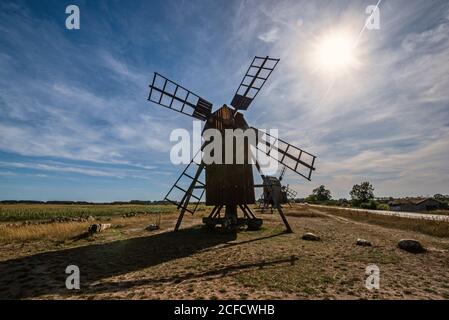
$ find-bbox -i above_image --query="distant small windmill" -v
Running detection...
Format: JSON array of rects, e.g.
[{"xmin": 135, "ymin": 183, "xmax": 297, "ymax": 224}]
[
  {"xmin": 147, "ymin": 56, "xmax": 316, "ymax": 233},
  {"xmin": 258, "ymin": 166, "xmax": 298, "ymax": 213}
]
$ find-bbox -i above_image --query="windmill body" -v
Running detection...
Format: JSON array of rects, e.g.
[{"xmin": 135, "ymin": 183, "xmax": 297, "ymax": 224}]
[
  {"xmin": 203, "ymin": 105, "xmax": 255, "ymax": 206},
  {"xmin": 261, "ymin": 175, "xmax": 283, "ymax": 207},
  {"xmin": 147, "ymin": 56, "xmax": 316, "ymax": 233},
  {"xmin": 259, "ymin": 167, "xmax": 298, "ymax": 213},
  {"xmin": 201, "ymin": 105, "xmax": 259, "ymax": 231}
]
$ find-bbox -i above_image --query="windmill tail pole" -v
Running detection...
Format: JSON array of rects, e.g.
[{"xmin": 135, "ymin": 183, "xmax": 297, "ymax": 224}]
[
  {"xmin": 276, "ymin": 205, "xmax": 293, "ymax": 233},
  {"xmin": 174, "ymin": 164, "xmax": 205, "ymax": 232}
]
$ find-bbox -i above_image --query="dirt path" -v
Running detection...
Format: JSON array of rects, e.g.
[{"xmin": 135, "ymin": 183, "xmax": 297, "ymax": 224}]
[{"xmin": 310, "ymin": 204, "xmax": 449, "ymax": 222}]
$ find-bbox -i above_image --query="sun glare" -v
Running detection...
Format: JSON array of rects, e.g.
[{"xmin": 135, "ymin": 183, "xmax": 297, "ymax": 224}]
[{"xmin": 313, "ymin": 31, "xmax": 359, "ymax": 74}]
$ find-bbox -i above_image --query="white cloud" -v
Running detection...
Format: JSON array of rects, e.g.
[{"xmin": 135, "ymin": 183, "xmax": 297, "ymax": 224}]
[
  {"xmin": 101, "ymin": 52, "xmax": 147, "ymax": 85},
  {"xmin": 258, "ymin": 28, "xmax": 279, "ymax": 42},
  {"xmin": 0, "ymin": 160, "xmax": 157, "ymax": 180},
  {"xmin": 1, "ymin": 0, "xmax": 448, "ymax": 200},
  {"xmin": 224, "ymin": 0, "xmax": 449, "ymax": 198}
]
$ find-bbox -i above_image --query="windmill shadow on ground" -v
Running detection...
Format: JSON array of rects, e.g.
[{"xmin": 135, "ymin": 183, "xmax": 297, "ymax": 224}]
[
  {"xmin": 0, "ymin": 226, "xmax": 237, "ymax": 299},
  {"xmin": 86, "ymin": 254, "xmax": 299, "ymax": 295}
]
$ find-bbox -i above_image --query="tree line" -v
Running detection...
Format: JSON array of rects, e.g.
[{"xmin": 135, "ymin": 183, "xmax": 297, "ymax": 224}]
[
  {"xmin": 0, "ymin": 200, "xmax": 169, "ymax": 205},
  {"xmin": 304, "ymin": 182, "xmax": 449, "ymax": 210}
]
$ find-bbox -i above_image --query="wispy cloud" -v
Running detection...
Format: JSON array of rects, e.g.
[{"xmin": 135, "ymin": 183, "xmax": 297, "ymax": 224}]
[
  {"xmin": 223, "ymin": 0, "xmax": 449, "ymax": 198},
  {"xmin": 258, "ymin": 28, "xmax": 279, "ymax": 42},
  {"xmin": 0, "ymin": 0, "xmax": 448, "ymax": 200},
  {"xmin": 0, "ymin": 160, "xmax": 159, "ymax": 180}
]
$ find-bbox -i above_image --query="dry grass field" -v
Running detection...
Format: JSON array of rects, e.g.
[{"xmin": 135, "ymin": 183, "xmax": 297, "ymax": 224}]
[
  {"xmin": 0, "ymin": 204, "xmax": 448, "ymax": 300},
  {"xmin": 308, "ymin": 206, "xmax": 449, "ymax": 237}
]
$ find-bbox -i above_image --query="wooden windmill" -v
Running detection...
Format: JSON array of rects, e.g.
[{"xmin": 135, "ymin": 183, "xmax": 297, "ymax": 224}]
[
  {"xmin": 147, "ymin": 56, "xmax": 316, "ymax": 233},
  {"xmin": 258, "ymin": 166, "xmax": 298, "ymax": 213}
]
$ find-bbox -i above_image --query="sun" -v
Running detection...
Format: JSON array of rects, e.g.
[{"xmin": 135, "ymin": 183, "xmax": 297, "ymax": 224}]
[{"xmin": 312, "ymin": 30, "xmax": 359, "ymax": 75}]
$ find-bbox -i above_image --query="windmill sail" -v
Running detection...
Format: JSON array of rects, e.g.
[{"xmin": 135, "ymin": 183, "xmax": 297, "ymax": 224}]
[
  {"xmin": 252, "ymin": 127, "xmax": 316, "ymax": 181},
  {"xmin": 285, "ymin": 185, "xmax": 297, "ymax": 199},
  {"xmin": 230, "ymin": 56, "xmax": 279, "ymax": 110},
  {"xmin": 148, "ymin": 72, "xmax": 213, "ymax": 120}
]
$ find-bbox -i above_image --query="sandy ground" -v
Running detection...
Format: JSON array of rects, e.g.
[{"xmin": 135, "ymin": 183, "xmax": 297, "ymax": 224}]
[{"xmin": 0, "ymin": 205, "xmax": 448, "ymax": 300}]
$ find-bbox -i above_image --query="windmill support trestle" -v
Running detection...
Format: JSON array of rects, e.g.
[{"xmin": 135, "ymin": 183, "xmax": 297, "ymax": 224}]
[{"xmin": 202, "ymin": 204, "xmax": 263, "ymax": 232}]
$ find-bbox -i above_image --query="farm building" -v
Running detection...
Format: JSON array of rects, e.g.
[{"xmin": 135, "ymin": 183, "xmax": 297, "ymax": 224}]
[{"xmin": 388, "ymin": 198, "xmax": 444, "ymax": 212}]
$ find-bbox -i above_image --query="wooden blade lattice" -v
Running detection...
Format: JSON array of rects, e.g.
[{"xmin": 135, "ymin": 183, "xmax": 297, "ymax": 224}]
[
  {"xmin": 148, "ymin": 72, "xmax": 212, "ymax": 120},
  {"xmin": 252, "ymin": 127, "xmax": 316, "ymax": 181},
  {"xmin": 230, "ymin": 56, "xmax": 279, "ymax": 110}
]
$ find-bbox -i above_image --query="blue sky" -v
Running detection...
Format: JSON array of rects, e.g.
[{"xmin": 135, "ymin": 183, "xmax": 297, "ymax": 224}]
[{"xmin": 0, "ymin": 0, "xmax": 448, "ymax": 201}]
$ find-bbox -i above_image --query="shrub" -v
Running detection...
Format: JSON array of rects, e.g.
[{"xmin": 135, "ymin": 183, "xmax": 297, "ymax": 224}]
[
  {"xmin": 377, "ymin": 203, "xmax": 390, "ymax": 211},
  {"xmin": 305, "ymin": 195, "xmax": 317, "ymax": 203},
  {"xmin": 360, "ymin": 200, "xmax": 378, "ymax": 210}
]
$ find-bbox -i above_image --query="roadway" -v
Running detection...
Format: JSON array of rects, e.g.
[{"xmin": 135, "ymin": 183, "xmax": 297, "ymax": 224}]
[{"xmin": 308, "ymin": 204, "xmax": 449, "ymax": 222}]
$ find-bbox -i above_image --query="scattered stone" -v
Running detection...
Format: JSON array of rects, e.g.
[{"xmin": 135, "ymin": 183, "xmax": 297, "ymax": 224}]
[
  {"xmin": 88, "ymin": 223, "xmax": 111, "ymax": 234},
  {"xmin": 302, "ymin": 232, "xmax": 320, "ymax": 241},
  {"xmin": 356, "ymin": 239, "xmax": 372, "ymax": 246},
  {"xmin": 87, "ymin": 215, "xmax": 95, "ymax": 221},
  {"xmin": 145, "ymin": 224, "xmax": 160, "ymax": 231},
  {"xmin": 123, "ymin": 212, "xmax": 138, "ymax": 218},
  {"xmin": 398, "ymin": 239, "xmax": 426, "ymax": 253}
]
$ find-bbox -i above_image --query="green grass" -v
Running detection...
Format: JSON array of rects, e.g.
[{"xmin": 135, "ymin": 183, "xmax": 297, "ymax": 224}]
[
  {"xmin": 432, "ymin": 210, "xmax": 449, "ymax": 216},
  {"xmin": 0, "ymin": 204, "xmax": 179, "ymax": 222}
]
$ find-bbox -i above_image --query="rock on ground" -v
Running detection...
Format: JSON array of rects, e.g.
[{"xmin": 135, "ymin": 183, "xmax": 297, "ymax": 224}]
[
  {"xmin": 356, "ymin": 239, "xmax": 372, "ymax": 246},
  {"xmin": 302, "ymin": 232, "xmax": 320, "ymax": 241},
  {"xmin": 398, "ymin": 239, "xmax": 426, "ymax": 253},
  {"xmin": 88, "ymin": 223, "xmax": 111, "ymax": 234},
  {"xmin": 145, "ymin": 224, "xmax": 160, "ymax": 231}
]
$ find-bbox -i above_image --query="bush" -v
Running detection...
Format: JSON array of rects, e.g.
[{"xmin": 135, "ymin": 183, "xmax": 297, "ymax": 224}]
[
  {"xmin": 377, "ymin": 203, "xmax": 390, "ymax": 211},
  {"xmin": 323, "ymin": 200, "xmax": 338, "ymax": 206},
  {"xmin": 305, "ymin": 195, "xmax": 317, "ymax": 203},
  {"xmin": 360, "ymin": 200, "xmax": 378, "ymax": 210}
]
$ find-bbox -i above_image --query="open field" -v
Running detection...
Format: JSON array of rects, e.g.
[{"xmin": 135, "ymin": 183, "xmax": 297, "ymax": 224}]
[
  {"xmin": 0, "ymin": 204, "xmax": 181, "ymax": 222},
  {"xmin": 0, "ymin": 204, "xmax": 448, "ymax": 300}
]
